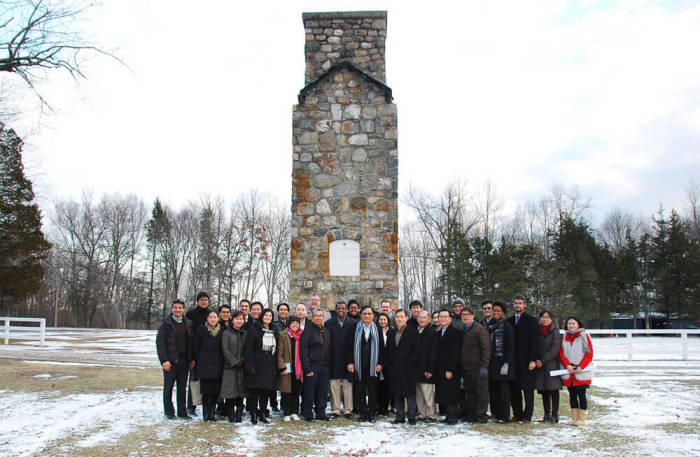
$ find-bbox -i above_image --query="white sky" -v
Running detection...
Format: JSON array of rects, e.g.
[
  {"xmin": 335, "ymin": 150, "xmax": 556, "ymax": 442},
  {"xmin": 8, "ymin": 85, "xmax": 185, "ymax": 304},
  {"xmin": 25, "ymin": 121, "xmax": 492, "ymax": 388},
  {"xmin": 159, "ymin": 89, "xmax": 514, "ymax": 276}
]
[{"xmin": 13, "ymin": 0, "xmax": 700, "ymax": 224}]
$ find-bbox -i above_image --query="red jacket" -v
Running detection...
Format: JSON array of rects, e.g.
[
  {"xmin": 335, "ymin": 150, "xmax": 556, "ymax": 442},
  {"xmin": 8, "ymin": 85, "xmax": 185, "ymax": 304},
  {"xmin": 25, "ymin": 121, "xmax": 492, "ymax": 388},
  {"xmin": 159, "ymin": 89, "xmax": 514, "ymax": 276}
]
[{"xmin": 559, "ymin": 332, "xmax": 593, "ymax": 387}]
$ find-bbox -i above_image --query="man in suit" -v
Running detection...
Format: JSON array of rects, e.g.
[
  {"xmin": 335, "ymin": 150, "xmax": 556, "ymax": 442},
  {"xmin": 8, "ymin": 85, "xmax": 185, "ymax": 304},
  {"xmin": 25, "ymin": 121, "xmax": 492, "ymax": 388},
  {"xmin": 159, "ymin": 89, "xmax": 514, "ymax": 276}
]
[
  {"xmin": 347, "ymin": 305, "xmax": 385, "ymax": 423},
  {"xmin": 459, "ymin": 306, "xmax": 490, "ymax": 423},
  {"xmin": 415, "ymin": 310, "xmax": 438, "ymax": 422},
  {"xmin": 481, "ymin": 300, "xmax": 494, "ymax": 326},
  {"xmin": 300, "ymin": 309, "xmax": 332, "ymax": 421},
  {"xmin": 435, "ymin": 309, "xmax": 462, "ymax": 425},
  {"xmin": 506, "ymin": 294, "xmax": 539, "ymax": 424}
]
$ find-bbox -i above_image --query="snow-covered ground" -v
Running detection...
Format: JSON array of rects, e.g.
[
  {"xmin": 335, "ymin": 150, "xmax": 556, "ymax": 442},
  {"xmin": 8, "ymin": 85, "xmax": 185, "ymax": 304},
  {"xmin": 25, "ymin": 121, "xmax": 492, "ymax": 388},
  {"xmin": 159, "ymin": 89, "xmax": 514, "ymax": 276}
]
[{"xmin": 0, "ymin": 330, "xmax": 698, "ymax": 456}]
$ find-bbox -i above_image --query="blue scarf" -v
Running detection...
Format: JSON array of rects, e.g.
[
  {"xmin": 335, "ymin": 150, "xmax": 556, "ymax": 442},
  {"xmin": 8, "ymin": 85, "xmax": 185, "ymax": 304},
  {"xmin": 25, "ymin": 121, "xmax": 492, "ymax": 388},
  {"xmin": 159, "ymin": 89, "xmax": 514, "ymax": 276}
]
[{"xmin": 353, "ymin": 321, "xmax": 379, "ymax": 380}]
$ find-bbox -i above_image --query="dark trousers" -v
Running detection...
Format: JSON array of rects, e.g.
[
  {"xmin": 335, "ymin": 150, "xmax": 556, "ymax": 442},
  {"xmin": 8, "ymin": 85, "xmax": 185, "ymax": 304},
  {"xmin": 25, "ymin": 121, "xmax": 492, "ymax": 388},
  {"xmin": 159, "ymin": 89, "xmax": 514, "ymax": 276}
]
[
  {"xmin": 186, "ymin": 369, "xmax": 196, "ymax": 412},
  {"xmin": 269, "ymin": 390, "xmax": 279, "ymax": 410},
  {"xmin": 510, "ymin": 384, "xmax": 534, "ymax": 420},
  {"xmin": 282, "ymin": 377, "xmax": 302, "ymax": 416},
  {"xmin": 541, "ymin": 390, "xmax": 560, "ymax": 416},
  {"xmin": 247, "ymin": 388, "xmax": 271, "ymax": 414},
  {"xmin": 489, "ymin": 380, "xmax": 511, "ymax": 421},
  {"xmin": 377, "ymin": 379, "xmax": 390, "ymax": 414},
  {"xmin": 463, "ymin": 369, "xmax": 489, "ymax": 420},
  {"xmin": 394, "ymin": 394, "xmax": 417, "ymax": 421},
  {"xmin": 568, "ymin": 386, "xmax": 588, "ymax": 410},
  {"xmin": 302, "ymin": 366, "xmax": 329, "ymax": 419},
  {"xmin": 162, "ymin": 358, "xmax": 188, "ymax": 417},
  {"xmin": 356, "ymin": 375, "xmax": 379, "ymax": 417}
]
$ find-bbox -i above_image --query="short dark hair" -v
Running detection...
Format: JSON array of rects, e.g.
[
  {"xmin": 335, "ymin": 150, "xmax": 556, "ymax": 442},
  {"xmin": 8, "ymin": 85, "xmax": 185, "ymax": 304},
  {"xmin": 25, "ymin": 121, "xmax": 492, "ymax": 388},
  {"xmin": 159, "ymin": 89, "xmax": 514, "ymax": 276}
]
[
  {"xmin": 565, "ymin": 316, "xmax": 585, "ymax": 329},
  {"xmin": 251, "ymin": 301, "xmax": 263, "ymax": 311},
  {"xmin": 481, "ymin": 300, "xmax": 494, "ymax": 308},
  {"xmin": 513, "ymin": 294, "xmax": 527, "ymax": 303},
  {"xmin": 409, "ymin": 300, "xmax": 423, "ymax": 309},
  {"xmin": 461, "ymin": 305, "xmax": 474, "ymax": 315},
  {"xmin": 196, "ymin": 291, "xmax": 210, "ymax": 301},
  {"xmin": 239, "ymin": 299, "xmax": 250, "ymax": 307},
  {"xmin": 492, "ymin": 301, "xmax": 506, "ymax": 313},
  {"xmin": 432, "ymin": 310, "xmax": 440, "ymax": 317},
  {"xmin": 360, "ymin": 305, "xmax": 375, "ymax": 315},
  {"xmin": 335, "ymin": 301, "xmax": 347, "ymax": 309},
  {"xmin": 231, "ymin": 310, "xmax": 243, "ymax": 320},
  {"xmin": 377, "ymin": 312, "xmax": 390, "ymax": 325},
  {"xmin": 381, "ymin": 299, "xmax": 391, "ymax": 305},
  {"xmin": 276, "ymin": 302, "xmax": 289, "ymax": 312},
  {"xmin": 348, "ymin": 299, "xmax": 359, "ymax": 307},
  {"xmin": 394, "ymin": 309, "xmax": 407, "ymax": 318},
  {"xmin": 438, "ymin": 309, "xmax": 451, "ymax": 318},
  {"xmin": 218, "ymin": 305, "xmax": 231, "ymax": 313}
]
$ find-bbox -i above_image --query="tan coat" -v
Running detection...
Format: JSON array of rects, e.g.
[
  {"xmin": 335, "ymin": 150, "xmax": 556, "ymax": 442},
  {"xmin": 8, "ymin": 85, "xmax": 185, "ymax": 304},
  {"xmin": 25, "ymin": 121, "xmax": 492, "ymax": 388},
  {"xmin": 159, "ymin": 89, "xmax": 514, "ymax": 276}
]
[{"xmin": 277, "ymin": 331, "xmax": 292, "ymax": 393}]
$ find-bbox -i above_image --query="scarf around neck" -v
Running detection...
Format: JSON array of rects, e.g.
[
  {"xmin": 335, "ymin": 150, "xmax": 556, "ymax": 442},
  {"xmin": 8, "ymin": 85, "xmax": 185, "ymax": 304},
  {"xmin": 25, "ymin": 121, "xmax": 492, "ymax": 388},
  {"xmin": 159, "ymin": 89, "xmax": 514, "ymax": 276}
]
[
  {"xmin": 540, "ymin": 324, "xmax": 551, "ymax": 337},
  {"xmin": 354, "ymin": 322, "xmax": 379, "ymax": 380},
  {"xmin": 565, "ymin": 328, "xmax": 589, "ymax": 353},
  {"xmin": 288, "ymin": 327, "xmax": 304, "ymax": 381},
  {"xmin": 172, "ymin": 314, "xmax": 183, "ymax": 324},
  {"xmin": 487, "ymin": 317, "xmax": 506, "ymax": 357},
  {"xmin": 206, "ymin": 321, "xmax": 220, "ymax": 337}
]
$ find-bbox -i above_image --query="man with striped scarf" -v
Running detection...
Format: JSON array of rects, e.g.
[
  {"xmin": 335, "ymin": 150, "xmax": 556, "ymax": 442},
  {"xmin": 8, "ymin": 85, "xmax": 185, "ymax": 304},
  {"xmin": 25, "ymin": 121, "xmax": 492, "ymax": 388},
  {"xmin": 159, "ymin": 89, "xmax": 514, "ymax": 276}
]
[{"xmin": 346, "ymin": 305, "xmax": 385, "ymax": 423}]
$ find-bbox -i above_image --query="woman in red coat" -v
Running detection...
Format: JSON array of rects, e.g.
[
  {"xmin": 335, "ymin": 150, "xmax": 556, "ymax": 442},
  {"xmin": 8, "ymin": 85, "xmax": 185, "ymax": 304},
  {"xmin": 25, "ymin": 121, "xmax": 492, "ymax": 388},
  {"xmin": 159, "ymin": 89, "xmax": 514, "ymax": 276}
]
[{"xmin": 559, "ymin": 316, "xmax": 594, "ymax": 426}]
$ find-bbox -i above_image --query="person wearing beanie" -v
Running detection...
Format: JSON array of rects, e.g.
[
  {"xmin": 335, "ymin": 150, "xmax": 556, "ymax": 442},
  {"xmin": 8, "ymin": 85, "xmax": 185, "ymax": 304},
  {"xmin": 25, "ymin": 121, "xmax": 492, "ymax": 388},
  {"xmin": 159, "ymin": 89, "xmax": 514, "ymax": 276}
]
[{"xmin": 451, "ymin": 298, "xmax": 465, "ymax": 329}]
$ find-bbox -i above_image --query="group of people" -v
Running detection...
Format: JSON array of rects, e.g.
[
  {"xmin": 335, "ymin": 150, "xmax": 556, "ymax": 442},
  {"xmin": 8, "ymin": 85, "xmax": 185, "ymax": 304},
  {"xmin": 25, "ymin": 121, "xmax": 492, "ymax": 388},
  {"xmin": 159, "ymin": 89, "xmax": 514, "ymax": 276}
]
[{"xmin": 155, "ymin": 292, "xmax": 594, "ymax": 427}]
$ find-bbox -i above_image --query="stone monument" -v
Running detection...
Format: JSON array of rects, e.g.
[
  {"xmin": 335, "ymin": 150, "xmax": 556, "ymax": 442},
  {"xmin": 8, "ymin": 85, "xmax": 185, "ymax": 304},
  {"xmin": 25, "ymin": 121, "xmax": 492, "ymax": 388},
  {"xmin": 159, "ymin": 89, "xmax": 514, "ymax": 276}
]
[{"xmin": 290, "ymin": 11, "xmax": 398, "ymax": 310}]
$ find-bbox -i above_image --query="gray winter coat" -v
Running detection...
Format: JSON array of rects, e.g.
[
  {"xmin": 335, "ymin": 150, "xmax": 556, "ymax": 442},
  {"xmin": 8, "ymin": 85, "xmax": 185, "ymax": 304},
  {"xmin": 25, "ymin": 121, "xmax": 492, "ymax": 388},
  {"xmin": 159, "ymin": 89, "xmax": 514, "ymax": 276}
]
[
  {"xmin": 534, "ymin": 325, "xmax": 562, "ymax": 392},
  {"xmin": 220, "ymin": 326, "xmax": 247, "ymax": 399}
]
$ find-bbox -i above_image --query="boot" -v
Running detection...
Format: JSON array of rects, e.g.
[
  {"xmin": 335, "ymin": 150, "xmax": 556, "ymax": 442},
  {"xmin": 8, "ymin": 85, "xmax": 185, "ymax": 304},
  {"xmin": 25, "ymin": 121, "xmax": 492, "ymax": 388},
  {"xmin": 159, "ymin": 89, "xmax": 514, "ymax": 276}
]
[
  {"xmin": 567, "ymin": 408, "xmax": 579, "ymax": 425},
  {"xmin": 574, "ymin": 409, "xmax": 587, "ymax": 426},
  {"xmin": 228, "ymin": 401, "xmax": 235, "ymax": 423},
  {"xmin": 208, "ymin": 398, "xmax": 217, "ymax": 422},
  {"xmin": 549, "ymin": 413, "xmax": 559, "ymax": 424},
  {"xmin": 258, "ymin": 411, "xmax": 270, "ymax": 424},
  {"xmin": 539, "ymin": 401, "xmax": 551, "ymax": 423}
]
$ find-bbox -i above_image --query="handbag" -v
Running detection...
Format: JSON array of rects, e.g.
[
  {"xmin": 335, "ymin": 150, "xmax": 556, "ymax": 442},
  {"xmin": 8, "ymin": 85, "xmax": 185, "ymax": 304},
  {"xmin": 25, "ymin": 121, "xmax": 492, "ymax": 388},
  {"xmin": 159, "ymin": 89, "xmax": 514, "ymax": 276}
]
[{"xmin": 189, "ymin": 379, "xmax": 203, "ymax": 406}]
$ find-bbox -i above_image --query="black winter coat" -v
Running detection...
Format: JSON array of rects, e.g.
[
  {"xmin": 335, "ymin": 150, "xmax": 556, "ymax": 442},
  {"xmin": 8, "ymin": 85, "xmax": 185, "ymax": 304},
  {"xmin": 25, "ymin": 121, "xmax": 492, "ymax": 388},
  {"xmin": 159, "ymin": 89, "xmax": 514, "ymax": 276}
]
[
  {"xmin": 186, "ymin": 306, "xmax": 211, "ymax": 329},
  {"xmin": 506, "ymin": 312, "xmax": 540, "ymax": 389},
  {"xmin": 156, "ymin": 315, "xmax": 193, "ymax": 364},
  {"xmin": 488, "ymin": 319, "xmax": 515, "ymax": 381},
  {"xmin": 243, "ymin": 321, "xmax": 278, "ymax": 391},
  {"xmin": 435, "ymin": 325, "xmax": 462, "ymax": 405},
  {"xmin": 386, "ymin": 326, "xmax": 420, "ymax": 397},
  {"xmin": 416, "ymin": 325, "xmax": 438, "ymax": 384},
  {"xmin": 324, "ymin": 316, "xmax": 357, "ymax": 379},
  {"xmin": 300, "ymin": 322, "xmax": 332, "ymax": 374},
  {"xmin": 192, "ymin": 325, "xmax": 223, "ymax": 380}
]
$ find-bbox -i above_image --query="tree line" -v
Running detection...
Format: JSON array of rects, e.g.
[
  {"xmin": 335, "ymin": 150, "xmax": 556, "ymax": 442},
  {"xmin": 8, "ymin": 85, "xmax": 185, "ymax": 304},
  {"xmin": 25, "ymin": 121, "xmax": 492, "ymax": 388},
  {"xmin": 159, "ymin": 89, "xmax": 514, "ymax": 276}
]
[{"xmin": 400, "ymin": 179, "xmax": 700, "ymax": 328}]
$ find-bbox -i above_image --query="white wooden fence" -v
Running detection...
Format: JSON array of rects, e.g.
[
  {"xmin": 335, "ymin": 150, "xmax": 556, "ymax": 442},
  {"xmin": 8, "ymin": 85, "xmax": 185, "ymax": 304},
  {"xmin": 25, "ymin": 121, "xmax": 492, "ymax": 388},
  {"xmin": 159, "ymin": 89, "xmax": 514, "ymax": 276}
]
[
  {"xmin": 1, "ymin": 317, "xmax": 46, "ymax": 346},
  {"xmin": 573, "ymin": 329, "xmax": 700, "ymax": 361}
]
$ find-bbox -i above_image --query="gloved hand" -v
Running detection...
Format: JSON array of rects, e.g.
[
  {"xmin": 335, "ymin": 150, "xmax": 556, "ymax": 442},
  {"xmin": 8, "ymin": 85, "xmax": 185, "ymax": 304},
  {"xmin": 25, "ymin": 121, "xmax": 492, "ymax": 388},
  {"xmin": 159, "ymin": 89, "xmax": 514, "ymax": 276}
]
[
  {"xmin": 499, "ymin": 362, "xmax": 509, "ymax": 376},
  {"xmin": 479, "ymin": 366, "xmax": 488, "ymax": 379}
]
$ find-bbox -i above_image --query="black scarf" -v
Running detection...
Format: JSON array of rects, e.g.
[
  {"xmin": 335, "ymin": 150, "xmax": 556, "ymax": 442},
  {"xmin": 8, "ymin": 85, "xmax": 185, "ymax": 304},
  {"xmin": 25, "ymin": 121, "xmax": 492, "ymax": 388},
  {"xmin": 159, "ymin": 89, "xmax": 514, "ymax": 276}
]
[{"xmin": 487, "ymin": 317, "xmax": 506, "ymax": 357}]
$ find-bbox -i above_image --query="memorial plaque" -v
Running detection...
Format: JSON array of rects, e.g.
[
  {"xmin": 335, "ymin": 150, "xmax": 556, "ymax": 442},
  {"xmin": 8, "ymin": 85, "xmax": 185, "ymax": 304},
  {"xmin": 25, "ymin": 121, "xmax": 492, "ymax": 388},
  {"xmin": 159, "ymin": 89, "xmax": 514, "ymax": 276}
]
[{"xmin": 329, "ymin": 240, "xmax": 360, "ymax": 276}]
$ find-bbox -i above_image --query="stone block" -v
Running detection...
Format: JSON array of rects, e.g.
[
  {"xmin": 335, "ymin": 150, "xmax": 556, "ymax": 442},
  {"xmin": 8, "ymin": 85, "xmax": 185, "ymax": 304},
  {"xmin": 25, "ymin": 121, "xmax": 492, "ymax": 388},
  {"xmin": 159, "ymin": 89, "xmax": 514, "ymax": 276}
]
[
  {"xmin": 344, "ymin": 104, "xmax": 361, "ymax": 119},
  {"xmin": 331, "ymin": 104, "xmax": 342, "ymax": 121},
  {"xmin": 316, "ymin": 199, "xmax": 332, "ymax": 215},
  {"xmin": 316, "ymin": 120, "xmax": 331, "ymax": 132},
  {"xmin": 352, "ymin": 148, "xmax": 367, "ymax": 162},
  {"xmin": 348, "ymin": 134, "xmax": 368, "ymax": 145},
  {"xmin": 298, "ymin": 132, "xmax": 319, "ymax": 144}
]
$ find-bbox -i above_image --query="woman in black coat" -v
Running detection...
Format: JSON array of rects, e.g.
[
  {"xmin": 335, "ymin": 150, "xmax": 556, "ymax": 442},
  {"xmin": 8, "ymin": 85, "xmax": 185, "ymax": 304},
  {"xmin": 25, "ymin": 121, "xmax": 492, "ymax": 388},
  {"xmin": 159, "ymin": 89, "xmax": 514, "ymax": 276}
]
[
  {"xmin": 486, "ymin": 301, "xmax": 515, "ymax": 423},
  {"xmin": 534, "ymin": 310, "xmax": 562, "ymax": 423},
  {"xmin": 243, "ymin": 308, "xmax": 278, "ymax": 424},
  {"xmin": 193, "ymin": 310, "xmax": 224, "ymax": 422},
  {"xmin": 386, "ymin": 310, "xmax": 420, "ymax": 423},
  {"xmin": 376, "ymin": 313, "xmax": 392, "ymax": 416}
]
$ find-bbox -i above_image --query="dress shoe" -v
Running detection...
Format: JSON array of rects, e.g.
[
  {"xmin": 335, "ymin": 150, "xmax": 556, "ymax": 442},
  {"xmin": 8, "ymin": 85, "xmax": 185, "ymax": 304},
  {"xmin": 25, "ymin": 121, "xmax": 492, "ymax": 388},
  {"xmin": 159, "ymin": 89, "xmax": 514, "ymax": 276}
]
[
  {"xmin": 408, "ymin": 419, "xmax": 417, "ymax": 425},
  {"xmin": 392, "ymin": 419, "xmax": 405, "ymax": 424}
]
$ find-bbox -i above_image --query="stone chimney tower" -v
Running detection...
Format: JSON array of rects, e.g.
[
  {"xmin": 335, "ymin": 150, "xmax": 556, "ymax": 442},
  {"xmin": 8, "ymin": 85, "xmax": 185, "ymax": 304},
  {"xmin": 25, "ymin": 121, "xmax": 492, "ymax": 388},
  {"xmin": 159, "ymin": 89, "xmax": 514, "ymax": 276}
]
[{"xmin": 290, "ymin": 11, "xmax": 398, "ymax": 311}]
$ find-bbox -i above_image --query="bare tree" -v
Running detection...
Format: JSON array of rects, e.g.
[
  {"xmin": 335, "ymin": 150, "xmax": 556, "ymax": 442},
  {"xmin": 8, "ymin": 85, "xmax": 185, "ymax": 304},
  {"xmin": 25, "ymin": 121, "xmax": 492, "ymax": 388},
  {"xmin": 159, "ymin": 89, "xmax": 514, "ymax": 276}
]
[
  {"xmin": 684, "ymin": 180, "xmax": 700, "ymax": 241},
  {"xmin": 0, "ymin": 0, "xmax": 121, "ymax": 107},
  {"xmin": 598, "ymin": 207, "xmax": 646, "ymax": 253},
  {"xmin": 474, "ymin": 178, "xmax": 505, "ymax": 244},
  {"xmin": 259, "ymin": 199, "xmax": 290, "ymax": 306}
]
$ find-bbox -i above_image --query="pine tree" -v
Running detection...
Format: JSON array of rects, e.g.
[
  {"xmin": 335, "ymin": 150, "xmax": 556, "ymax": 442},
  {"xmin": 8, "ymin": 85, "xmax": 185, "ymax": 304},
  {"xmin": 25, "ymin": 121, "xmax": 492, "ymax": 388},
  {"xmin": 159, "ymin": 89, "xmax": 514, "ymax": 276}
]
[
  {"xmin": 0, "ymin": 122, "xmax": 52, "ymax": 313},
  {"xmin": 145, "ymin": 198, "xmax": 170, "ymax": 328}
]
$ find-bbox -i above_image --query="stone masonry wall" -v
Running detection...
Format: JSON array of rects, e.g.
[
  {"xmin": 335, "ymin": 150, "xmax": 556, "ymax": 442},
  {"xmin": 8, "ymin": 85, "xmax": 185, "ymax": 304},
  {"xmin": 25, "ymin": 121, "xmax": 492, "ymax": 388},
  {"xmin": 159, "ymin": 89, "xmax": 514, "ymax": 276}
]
[
  {"xmin": 290, "ymin": 11, "xmax": 397, "ymax": 310},
  {"xmin": 303, "ymin": 11, "xmax": 387, "ymax": 85}
]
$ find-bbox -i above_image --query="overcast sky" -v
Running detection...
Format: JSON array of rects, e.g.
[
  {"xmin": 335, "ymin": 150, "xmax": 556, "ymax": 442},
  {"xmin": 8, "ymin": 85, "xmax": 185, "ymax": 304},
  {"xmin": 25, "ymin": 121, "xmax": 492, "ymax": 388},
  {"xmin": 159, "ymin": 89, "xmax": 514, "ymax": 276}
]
[{"xmin": 14, "ymin": 0, "xmax": 700, "ymax": 225}]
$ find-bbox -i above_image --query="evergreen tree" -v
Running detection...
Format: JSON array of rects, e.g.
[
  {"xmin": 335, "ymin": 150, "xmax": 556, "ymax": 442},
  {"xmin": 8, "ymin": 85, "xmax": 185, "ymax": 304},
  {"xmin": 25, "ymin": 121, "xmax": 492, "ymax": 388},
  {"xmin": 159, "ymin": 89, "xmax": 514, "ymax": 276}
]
[
  {"xmin": 0, "ymin": 122, "xmax": 51, "ymax": 313},
  {"xmin": 145, "ymin": 198, "xmax": 169, "ymax": 328}
]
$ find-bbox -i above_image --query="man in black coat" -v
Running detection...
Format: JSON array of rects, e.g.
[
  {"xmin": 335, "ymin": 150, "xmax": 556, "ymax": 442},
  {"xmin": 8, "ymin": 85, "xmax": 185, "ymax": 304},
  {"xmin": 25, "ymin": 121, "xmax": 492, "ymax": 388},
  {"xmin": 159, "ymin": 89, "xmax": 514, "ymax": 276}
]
[
  {"xmin": 325, "ymin": 301, "xmax": 357, "ymax": 418},
  {"xmin": 435, "ymin": 309, "xmax": 462, "ymax": 425},
  {"xmin": 415, "ymin": 310, "xmax": 438, "ymax": 422},
  {"xmin": 506, "ymin": 294, "xmax": 539, "ymax": 424},
  {"xmin": 387, "ymin": 309, "xmax": 420, "ymax": 424},
  {"xmin": 184, "ymin": 291, "xmax": 210, "ymax": 415},
  {"xmin": 407, "ymin": 300, "xmax": 423, "ymax": 329},
  {"xmin": 459, "ymin": 306, "xmax": 490, "ymax": 423},
  {"xmin": 481, "ymin": 300, "xmax": 494, "ymax": 326},
  {"xmin": 156, "ymin": 298, "xmax": 194, "ymax": 420},
  {"xmin": 300, "ymin": 309, "xmax": 332, "ymax": 421}
]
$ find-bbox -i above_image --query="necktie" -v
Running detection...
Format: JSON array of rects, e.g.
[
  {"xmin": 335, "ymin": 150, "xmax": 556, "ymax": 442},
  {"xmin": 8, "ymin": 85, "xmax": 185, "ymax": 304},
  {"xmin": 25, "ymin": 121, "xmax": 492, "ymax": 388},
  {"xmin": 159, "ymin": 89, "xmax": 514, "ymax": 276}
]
[{"xmin": 516, "ymin": 314, "xmax": 520, "ymax": 325}]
